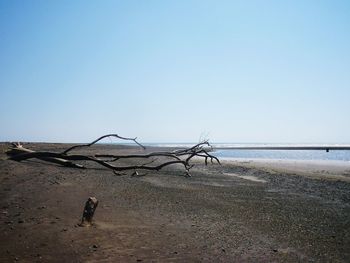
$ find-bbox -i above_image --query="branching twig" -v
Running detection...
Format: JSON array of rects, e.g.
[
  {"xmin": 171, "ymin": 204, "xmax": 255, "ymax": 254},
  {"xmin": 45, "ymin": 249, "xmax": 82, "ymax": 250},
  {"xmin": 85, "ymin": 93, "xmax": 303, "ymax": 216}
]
[{"xmin": 61, "ymin": 133, "xmax": 145, "ymax": 155}]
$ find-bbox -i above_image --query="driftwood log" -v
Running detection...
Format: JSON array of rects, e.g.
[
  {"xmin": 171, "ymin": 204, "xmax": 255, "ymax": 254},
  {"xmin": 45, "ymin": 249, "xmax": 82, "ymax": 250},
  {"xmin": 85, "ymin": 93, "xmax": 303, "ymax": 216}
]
[
  {"xmin": 6, "ymin": 133, "xmax": 220, "ymax": 176},
  {"xmin": 79, "ymin": 197, "xmax": 99, "ymax": 227},
  {"xmin": 6, "ymin": 142, "xmax": 84, "ymax": 168}
]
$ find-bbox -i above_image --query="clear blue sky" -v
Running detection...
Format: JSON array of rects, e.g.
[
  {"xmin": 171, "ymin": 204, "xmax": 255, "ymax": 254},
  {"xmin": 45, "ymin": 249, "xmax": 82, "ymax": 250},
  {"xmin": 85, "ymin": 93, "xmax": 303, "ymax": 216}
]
[{"xmin": 1, "ymin": 0, "xmax": 349, "ymax": 143}]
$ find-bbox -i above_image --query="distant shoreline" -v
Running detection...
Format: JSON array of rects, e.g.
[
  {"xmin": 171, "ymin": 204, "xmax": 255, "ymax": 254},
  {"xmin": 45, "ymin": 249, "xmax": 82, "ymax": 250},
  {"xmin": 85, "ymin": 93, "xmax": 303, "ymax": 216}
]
[{"xmin": 219, "ymin": 158, "xmax": 350, "ymax": 182}]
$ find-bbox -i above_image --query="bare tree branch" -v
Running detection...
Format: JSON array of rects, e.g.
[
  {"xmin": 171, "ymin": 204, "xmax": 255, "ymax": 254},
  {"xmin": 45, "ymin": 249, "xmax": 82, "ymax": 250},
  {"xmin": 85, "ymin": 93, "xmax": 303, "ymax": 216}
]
[
  {"xmin": 61, "ymin": 133, "xmax": 145, "ymax": 155},
  {"xmin": 6, "ymin": 134, "xmax": 219, "ymax": 176},
  {"xmin": 95, "ymin": 152, "xmax": 181, "ymax": 162}
]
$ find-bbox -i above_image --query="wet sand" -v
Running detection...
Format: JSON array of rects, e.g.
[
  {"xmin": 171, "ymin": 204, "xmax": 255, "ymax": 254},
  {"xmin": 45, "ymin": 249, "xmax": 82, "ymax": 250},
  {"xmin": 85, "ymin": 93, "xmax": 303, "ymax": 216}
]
[{"xmin": 0, "ymin": 143, "xmax": 349, "ymax": 262}]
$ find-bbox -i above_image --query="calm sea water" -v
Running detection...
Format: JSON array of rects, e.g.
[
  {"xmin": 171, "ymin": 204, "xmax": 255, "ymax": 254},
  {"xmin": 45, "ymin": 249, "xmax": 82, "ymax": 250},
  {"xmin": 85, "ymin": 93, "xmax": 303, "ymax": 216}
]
[
  {"xmin": 213, "ymin": 149, "xmax": 350, "ymax": 161},
  {"xmin": 211, "ymin": 144, "xmax": 350, "ymax": 161}
]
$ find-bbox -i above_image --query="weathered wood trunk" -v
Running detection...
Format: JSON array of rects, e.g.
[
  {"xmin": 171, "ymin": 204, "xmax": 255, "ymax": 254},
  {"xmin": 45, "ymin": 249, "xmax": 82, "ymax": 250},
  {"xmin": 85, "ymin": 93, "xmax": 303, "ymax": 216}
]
[
  {"xmin": 80, "ymin": 197, "xmax": 99, "ymax": 226},
  {"xmin": 6, "ymin": 143, "xmax": 84, "ymax": 168}
]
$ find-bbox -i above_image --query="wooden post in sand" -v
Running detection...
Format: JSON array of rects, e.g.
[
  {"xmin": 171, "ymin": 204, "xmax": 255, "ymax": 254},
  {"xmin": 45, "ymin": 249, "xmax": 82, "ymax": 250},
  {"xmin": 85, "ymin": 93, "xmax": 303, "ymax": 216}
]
[{"xmin": 80, "ymin": 197, "xmax": 99, "ymax": 227}]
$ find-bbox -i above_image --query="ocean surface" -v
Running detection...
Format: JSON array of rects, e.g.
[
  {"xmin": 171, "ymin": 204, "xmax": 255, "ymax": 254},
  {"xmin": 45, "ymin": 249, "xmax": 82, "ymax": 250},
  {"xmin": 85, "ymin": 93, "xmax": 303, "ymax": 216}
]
[
  {"xmin": 213, "ymin": 149, "xmax": 350, "ymax": 161},
  {"xmin": 143, "ymin": 143, "xmax": 350, "ymax": 162}
]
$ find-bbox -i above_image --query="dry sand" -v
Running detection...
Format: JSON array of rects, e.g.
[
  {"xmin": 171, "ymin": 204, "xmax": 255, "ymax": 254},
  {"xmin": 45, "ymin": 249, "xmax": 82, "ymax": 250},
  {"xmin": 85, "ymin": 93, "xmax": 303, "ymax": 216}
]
[{"xmin": 0, "ymin": 143, "xmax": 349, "ymax": 262}]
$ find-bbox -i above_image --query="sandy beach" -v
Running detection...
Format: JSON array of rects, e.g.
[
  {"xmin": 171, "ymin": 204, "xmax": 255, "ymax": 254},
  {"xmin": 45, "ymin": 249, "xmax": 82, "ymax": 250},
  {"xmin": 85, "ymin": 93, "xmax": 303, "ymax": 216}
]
[{"xmin": 1, "ymin": 143, "xmax": 349, "ymax": 262}]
